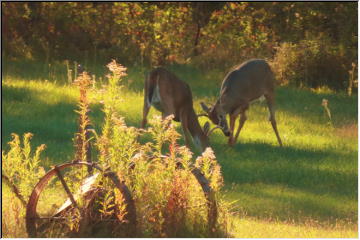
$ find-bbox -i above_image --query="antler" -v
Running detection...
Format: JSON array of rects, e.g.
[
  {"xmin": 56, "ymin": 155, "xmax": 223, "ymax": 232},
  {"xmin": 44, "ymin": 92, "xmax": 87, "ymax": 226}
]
[
  {"xmin": 197, "ymin": 113, "xmax": 208, "ymax": 117},
  {"xmin": 199, "ymin": 102, "xmax": 211, "ymax": 118},
  {"xmin": 200, "ymin": 102, "xmax": 211, "ymax": 113},
  {"xmin": 206, "ymin": 126, "xmax": 222, "ymax": 137}
]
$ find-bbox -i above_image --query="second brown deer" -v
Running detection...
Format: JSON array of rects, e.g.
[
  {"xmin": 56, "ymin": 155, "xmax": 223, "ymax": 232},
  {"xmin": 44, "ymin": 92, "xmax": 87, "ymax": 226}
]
[
  {"xmin": 141, "ymin": 67, "xmax": 217, "ymax": 152},
  {"xmin": 200, "ymin": 59, "xmax": 283, "ymax": 146}
]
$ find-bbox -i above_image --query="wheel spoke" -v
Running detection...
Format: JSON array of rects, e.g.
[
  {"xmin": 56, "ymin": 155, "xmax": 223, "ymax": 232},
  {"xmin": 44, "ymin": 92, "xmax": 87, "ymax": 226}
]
[
  {"xmin": 26, "ymin": 162, "xmax": 137, "ymax": 237},
  {"xmin": 54, "ymin": 166, "xmax": 79, "ymax": 209}
]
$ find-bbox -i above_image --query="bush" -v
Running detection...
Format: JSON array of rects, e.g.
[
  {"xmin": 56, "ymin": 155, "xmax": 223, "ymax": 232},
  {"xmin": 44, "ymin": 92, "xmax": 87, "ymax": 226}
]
[
  {"xmin": 2, "ymin": 133, "xmax": 46, "ymax": 202},
  {"xmin": 2, "ymin": 133, "xmax": 47, "ymax": 237},
  {"xmin": 271, "ymin": 38, "xmax": 349, "ymax": 91},
  {"xmin": 2, "ymin": 60, "xmax": 230, "ymax": 237},
  {"xmin": 95, "ymin": 60, "xmax": 228, "ymax": 237}
]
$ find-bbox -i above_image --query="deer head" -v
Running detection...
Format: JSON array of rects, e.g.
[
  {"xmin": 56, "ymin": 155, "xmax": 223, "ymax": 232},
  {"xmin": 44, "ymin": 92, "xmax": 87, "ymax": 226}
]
[{"xmin": 200, "ymin": 102, "xmax": 230, "ymax": 137}]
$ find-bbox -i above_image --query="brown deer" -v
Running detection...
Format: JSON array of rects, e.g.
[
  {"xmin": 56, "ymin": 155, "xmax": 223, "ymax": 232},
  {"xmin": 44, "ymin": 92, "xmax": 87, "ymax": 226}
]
[
  {"xmin": 200, "ymin": 59, "xmax": 283, "ymax": 146},
  {"xmin": 141, "ymin": 67, "xmax": 217, "ymax": 152}
]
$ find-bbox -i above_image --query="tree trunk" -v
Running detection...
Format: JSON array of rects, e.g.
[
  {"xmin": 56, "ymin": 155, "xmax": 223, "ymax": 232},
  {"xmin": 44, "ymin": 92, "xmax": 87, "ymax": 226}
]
[{"xmin": 193, "ymin": 22, "xmax": 201, "ymax": 56}]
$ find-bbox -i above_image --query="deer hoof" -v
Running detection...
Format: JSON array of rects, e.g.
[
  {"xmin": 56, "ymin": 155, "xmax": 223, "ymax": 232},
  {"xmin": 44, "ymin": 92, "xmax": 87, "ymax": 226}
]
[{"xmin": 228, "ymin": 138, "xmax": 235, "ymax": 146}]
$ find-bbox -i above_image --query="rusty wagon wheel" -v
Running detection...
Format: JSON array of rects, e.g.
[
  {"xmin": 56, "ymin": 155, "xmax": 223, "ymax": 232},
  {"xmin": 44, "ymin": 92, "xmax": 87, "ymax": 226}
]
[
  {"xmin": 26, "ymin": 162, "xmax": 136, "ymax": 237},
  {"xmin": 172, "ymin": 161, "xmax": 218, "ymax": 234},
  {"xmin": 191, "ymin": 167, "xmax": 218, "ymax": 233}
]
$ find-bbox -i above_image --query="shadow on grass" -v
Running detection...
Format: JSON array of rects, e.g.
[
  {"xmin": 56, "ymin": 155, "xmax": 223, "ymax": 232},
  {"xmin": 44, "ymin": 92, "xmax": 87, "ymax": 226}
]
[
  {"xmin": 212, "ymin": 141, "xmax": 357, "ymax": 223},
  {"xmin": 3, "ymin": 84, "xmax": 142, "ymax": 165},
  {"xmin": 275, "ymin": 87, "xmax": 357, "ymax": 127},
  {"xmin": 214, "ymin": 142, "xmax": 357, "ymax": 196},
  {"xmin": 3, "ymin": 81, "xmax": 357, "ymax": 226},
  {"xmin": 3, "ymin": 86, "xmax": 77, "ymax": 165},
  {"xmin": 3, "ymin": 59, "xmax": 69, "ymax": 84},
  {"xmin": 4, "ymin": 61, "xmax": 357, "ymax": 127}
]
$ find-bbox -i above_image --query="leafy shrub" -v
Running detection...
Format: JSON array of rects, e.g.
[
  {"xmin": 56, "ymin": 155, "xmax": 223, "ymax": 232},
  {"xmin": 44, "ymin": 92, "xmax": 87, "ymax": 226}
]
[
  {"xmin": 271, "ymin": 38, "xmax": 349, "ymax": 90},
  {"xmin": 2, "ymin": 133, "xmax": 46, "ymax": 202},
  {"xmin": 2, "ymin": 133, "xmax": 47, "ymax": 237},
  {"xmin": 2, "ymin": 60, "xmax": 230, "ymax": 237},
  {"xmin": 94, "ymin": 60, "xmax": 228, "ymax": 237}
]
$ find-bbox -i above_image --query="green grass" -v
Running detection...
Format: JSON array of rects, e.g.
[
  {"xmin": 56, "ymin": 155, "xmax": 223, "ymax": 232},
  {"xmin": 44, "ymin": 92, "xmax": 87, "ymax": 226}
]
[{"xmin": 2, "ymin": 63, "xmax": 358, "ymax": 237}]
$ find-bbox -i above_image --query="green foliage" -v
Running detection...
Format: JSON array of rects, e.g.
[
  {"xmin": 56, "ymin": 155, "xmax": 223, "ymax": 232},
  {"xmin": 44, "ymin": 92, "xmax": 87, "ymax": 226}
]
[
  {"xmin": 94, "ymin": 60, "xmax": 228, "ymax": 237},
  {"xmin": 195, "ymin": 2, "xmax": 272, "ymax": 70},
  {"xmin": 2, "ymin": 63, "xmax": 357, "ymax": 237},
  {"xmin": 195, "ymin": 148, "xmax": 223, "ymax": 192},
  {"xmin": 73, "ymin": 72, "xmax": 94, "ymax": 162},
  {"xmin": 2, "ymin": 133, "xmax": 46, "ymax": 200},
  {"xmin": 95, "ymin": 60, "xmax": 138, "ymax": 171},
  {"xmin": 271, "ymin": 38, "xmax": 349, "ymax": 90},
  {"xmin": 2, "ymin": 61, "xmax": 229, "ymax": 237},
  {"xmin": 121, "ymin": 116, "xmax": 226, "ymax": 237},
  {"xmin": 2, "ymin": 133, "xmax": 47, "ymax": 237},
  {"xmin": 2, "ymin": 2, "xmax": 357, "ymax": 91}
]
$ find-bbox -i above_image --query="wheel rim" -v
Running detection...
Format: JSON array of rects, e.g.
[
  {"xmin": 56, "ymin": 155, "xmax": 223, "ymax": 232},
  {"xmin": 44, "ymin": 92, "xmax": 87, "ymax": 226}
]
[{"xmin": 26, "ymin": 162, "xmax": 136, "ymax": 237}]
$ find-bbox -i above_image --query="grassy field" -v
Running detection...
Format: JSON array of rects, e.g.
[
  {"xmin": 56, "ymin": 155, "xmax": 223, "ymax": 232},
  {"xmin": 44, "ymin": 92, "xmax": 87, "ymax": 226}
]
[{"xmin": 2, "ymin": 63, "xmax": 358, "ymax": 237}]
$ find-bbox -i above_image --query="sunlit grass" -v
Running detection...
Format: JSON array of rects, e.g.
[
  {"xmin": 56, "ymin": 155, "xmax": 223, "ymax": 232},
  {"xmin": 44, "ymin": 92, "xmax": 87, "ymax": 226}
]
[
  {"xmin": 225, "ymin": 183, "xmax": 356, "ymax": 222},
  {"xmin": 2, "ymin": 64, "xmax": 357, "ymax": 237},
  {"xmin": 230, "ymin": 216, "xmax": 357, "ymax": 238}
]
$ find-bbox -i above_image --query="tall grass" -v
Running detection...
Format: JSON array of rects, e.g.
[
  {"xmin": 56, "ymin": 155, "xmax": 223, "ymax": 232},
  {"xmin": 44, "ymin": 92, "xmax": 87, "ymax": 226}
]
[
  {"xmin": 2, "ymin": 133, "xmax": 47, "ymax": 237},
  {"xmin": 2, "ymin": 60, "xmax": 358, "ymax": 238},
  {"xmin": 2, "ymin": 61, "xmax": 230, "ymax": 237},
  {"xmin": 92, "ymin": 60, "xmax": 228, "ymax": 237}
]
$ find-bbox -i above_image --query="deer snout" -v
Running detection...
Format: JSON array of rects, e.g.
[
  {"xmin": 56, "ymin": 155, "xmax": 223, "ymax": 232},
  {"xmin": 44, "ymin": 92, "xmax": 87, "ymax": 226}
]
[{"xmin": 223, "ymin": 130, "xmax": 231, "ymax": 137}]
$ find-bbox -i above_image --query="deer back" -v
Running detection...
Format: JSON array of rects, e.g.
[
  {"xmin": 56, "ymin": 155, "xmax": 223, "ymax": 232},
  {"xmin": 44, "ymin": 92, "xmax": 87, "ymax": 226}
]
[
  {"xmin": 146, "ymin": 67, "xmax": 193, "ymax": 121},
  {"xmin": 146, "ymin": 67, "xmax": 209, "ymax": 151},
  {"xmin": 219, "ymin": 59, "xmax": 275, "ymax": 113}
]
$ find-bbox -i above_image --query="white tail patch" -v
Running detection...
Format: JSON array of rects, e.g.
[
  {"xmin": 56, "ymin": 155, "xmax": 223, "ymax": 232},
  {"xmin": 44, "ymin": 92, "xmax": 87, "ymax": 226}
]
[
  {"xmin": 193, "ymin": 135, "xmax": 202, "ymax": 150},
  {"xmin": 251, "ymin": 95, "xmax": 265, "ymax": 104},
  {"xmin": 146, "ymin": 95, "xmax": 151, "ymax": 107},
  {"xmin": 151, "ymin": 85, "xmax": 161, "ymax": 104},
  {"xmin": 151, "ymin": 84, "xmax": 163, "ymax": 112}
]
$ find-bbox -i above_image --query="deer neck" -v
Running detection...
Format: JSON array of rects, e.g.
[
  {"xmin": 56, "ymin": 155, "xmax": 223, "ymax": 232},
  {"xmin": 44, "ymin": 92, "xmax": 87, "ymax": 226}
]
[
  {"xmin": 186, "ymin": 107, "xmax": 209, "ymax": 151},
  {"xmin": 215, "ymin": 98, "xmax": 228, "ymax": 114},
  {"xmin": 209, "ymin": 99, "xmax": 222, "ymax": 123}
]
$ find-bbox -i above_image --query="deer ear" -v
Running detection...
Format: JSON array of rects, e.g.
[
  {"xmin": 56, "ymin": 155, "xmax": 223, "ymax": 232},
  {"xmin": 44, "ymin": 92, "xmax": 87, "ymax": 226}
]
[
  {"xmin": 203, "ymin": 121, "xmax": 210, "ymax": 135},
  {"xmin": 200, "ymin": 102, "xmax": 210, "ymax": 113}
]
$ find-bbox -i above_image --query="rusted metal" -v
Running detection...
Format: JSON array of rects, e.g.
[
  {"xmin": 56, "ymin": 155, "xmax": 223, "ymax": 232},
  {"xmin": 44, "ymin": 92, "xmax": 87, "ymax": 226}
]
[
  {"xmin": 53, "ymin": 172, "xmax": 100, "ymax": 215},
  {"xmin": 26, "ymin": 162, "xmax": 136, "ymax": 238},
  {"xmin": 26, "ymin": 160, "xmax": 217, "ymax": 237},
  {"xmin": 191, "ymin": 167, "xmax": 218, "ymax": 232},
  {"xmin": 2, "ymin": 174, "xmax": 27, "ymax": 207},
  {"xmin": 85, "ymin": 124, "xmax": 94, "ymax": 175},
  {"xmin": 174, "ymin": 161, "xmax": 218, "ymax": 233},
  {"xmin": 53, "ymin": 166, "xmax": 79, "ymax": 209},
  {"xmin": 103, "ymin": 171, "xmax": 137, "ymax": 232}
]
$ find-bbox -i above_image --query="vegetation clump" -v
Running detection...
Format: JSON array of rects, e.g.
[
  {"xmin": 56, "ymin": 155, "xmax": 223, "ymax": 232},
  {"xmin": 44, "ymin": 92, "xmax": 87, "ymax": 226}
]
[
  {"xmin": 92, "ymin": 60, "xmax": 228, "ymax": 237},
  {"xmin": 1, "ymin": 60, "xmax": 229, "ymax": 238},
  {"xmin": 2, "ymin": 133, "xmax": 46, "ymax": 237}
]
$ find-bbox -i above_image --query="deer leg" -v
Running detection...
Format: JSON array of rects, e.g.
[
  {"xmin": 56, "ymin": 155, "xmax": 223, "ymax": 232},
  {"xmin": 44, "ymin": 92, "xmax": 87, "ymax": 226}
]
[
  {"xmin": 179, "ymin": 109, "xmax": 192, "ymax": 148},
  {"xmin": 227, "ymin": 114, "xmax": 237, "ymax": 145},
  {"xmin": 141, "ymin": 101, "xmax": 150, "ymax": 129},
  {"xmin": 158, "ymin": 93, "xmax": 176, "ymax": 121},
  {"xmin": 265, "ymin": 94, "xmax": 283, "ymax": 146},
  {"xmin": 232, "ymin": 112, "xmax": 247, "ymax": 145}
]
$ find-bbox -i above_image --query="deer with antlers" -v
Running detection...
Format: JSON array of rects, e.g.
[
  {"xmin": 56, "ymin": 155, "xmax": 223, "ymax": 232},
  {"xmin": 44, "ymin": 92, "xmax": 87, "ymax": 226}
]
[
  {"xmin": 199, "ymin": 59, "xmax": 283, "ymax": 146},
  {"xmin": 141, "ymin": 67, "xmax": 218, "ymax": 152}
]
